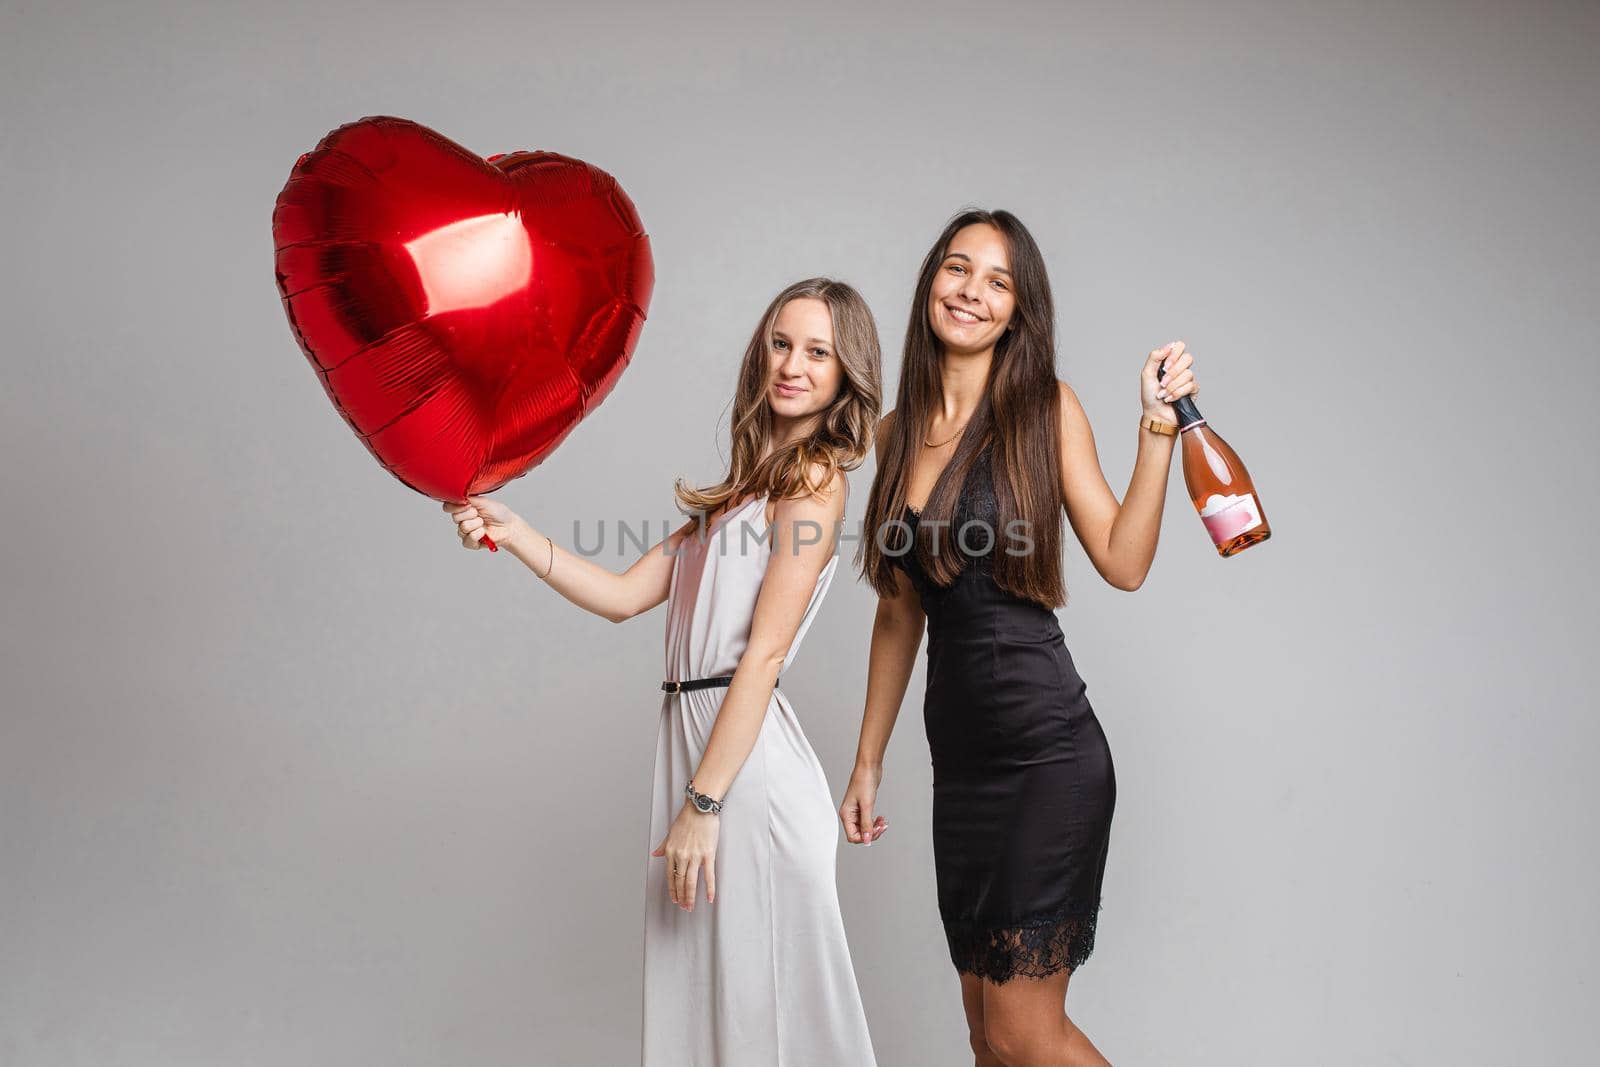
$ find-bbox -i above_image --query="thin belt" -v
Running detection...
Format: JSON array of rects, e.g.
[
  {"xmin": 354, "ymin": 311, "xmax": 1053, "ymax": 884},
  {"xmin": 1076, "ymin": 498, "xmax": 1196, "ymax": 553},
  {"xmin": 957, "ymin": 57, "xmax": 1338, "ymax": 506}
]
[{"xmin": 660, "ymin": 674, "xmax": 780, "ymax": 695}]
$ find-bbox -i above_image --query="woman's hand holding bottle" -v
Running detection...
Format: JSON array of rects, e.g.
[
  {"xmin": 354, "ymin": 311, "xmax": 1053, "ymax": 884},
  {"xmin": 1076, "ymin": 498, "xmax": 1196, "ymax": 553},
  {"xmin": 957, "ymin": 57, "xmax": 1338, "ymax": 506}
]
[{"xmin": 1140, "ymin": 339, "xmax": 1198, "ymax": 424}]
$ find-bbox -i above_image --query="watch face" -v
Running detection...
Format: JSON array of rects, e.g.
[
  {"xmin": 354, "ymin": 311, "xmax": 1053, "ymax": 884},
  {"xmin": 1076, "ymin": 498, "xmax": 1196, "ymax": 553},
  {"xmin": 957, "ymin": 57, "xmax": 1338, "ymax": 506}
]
[{"xmin": 694, "ymin": 795, "xmax": 714, "ymax": 812}]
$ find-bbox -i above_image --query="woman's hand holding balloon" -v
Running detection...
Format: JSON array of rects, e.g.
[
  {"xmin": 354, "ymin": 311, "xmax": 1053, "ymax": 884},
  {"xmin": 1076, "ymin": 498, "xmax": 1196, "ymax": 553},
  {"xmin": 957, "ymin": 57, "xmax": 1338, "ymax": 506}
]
[{"xmin": 444, "ymin": 496, "xmax": 530, "ymax": 554}]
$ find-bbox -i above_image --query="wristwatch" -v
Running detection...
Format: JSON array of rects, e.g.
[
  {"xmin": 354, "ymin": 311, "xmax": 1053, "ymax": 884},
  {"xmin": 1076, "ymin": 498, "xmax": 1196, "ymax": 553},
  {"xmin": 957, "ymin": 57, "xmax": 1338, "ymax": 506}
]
[{"xmin": 684, "ymin": 779, "xmax": 724, "ymax": 815}]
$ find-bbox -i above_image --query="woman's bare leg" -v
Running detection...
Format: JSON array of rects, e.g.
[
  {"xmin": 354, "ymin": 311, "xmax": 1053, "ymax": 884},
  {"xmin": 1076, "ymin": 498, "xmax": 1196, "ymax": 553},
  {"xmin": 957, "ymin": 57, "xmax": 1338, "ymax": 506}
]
[
  {"xmin": 960, "ymin": 973, "xmax": 1005, "ymax": 1066},
  {"xmin": 979, "ymin": 967, "xmax": 1111, "ymax": 1067}
]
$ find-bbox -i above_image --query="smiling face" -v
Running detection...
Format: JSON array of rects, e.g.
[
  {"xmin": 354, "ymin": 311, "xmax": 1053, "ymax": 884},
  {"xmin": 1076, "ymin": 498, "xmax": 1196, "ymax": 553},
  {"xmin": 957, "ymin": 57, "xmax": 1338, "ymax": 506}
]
[
  {"xmin": 767, "ymin": 296, "xmax": 844, "ymax": 418},
  {"xmin": 926, "ymin": 222, "xmax": 1016, "ymax": 354}
]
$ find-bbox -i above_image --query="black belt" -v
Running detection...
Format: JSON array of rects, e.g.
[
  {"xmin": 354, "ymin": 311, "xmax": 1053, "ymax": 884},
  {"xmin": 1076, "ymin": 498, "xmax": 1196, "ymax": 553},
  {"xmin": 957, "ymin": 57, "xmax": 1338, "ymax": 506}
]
[{"xmin": 661, "ymin": 674, "xmax": 780, "ymax": 695}]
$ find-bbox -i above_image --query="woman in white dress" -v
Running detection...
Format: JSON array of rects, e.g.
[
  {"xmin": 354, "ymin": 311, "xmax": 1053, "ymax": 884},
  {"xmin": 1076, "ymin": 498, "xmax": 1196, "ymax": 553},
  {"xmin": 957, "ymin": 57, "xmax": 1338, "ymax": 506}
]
[{"xmin": 444, "ymin": 278, "xmax": 883, "ymax": 1066}]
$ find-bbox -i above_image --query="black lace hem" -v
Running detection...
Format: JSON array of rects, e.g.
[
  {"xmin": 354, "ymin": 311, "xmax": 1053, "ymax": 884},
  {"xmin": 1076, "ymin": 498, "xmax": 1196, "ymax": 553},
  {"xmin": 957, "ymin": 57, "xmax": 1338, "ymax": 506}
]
[{"xmin": 943, "ymin": 905, "xmax": 1101, "ymax": 984}]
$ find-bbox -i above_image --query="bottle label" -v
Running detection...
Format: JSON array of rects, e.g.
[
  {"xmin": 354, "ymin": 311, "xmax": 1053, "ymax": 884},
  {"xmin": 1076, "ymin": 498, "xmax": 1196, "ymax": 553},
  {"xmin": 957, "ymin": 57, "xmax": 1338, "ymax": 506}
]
[{"xmin": 1199, "ymin": 492, "xmax": 1263, "ymax": 544}]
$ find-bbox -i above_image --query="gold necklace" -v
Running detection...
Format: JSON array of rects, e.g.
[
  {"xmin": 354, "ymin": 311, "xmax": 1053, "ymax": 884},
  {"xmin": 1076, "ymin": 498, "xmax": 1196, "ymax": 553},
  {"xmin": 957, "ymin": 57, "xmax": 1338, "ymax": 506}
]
[{"xmin": 923, "ymin": 420, "xmax": 968, "ymax": 448}]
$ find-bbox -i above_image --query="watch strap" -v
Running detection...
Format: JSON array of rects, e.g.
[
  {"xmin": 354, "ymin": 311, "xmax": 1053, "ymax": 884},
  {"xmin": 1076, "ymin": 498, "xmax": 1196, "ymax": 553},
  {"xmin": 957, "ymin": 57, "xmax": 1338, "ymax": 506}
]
[{"xmin": 684, "ymin": 779, "xmax": 723, "ymax": 814}]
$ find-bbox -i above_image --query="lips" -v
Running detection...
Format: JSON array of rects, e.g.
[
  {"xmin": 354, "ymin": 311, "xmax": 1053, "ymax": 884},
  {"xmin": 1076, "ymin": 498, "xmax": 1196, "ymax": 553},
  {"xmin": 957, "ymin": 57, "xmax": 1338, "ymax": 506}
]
[
  {"xmin": 774, "ymin": 383, "xmax": 806, "ymax": 396},
  {"xmin": 945, "ymin": 303, "xmax": 985, "ymax": 325}
]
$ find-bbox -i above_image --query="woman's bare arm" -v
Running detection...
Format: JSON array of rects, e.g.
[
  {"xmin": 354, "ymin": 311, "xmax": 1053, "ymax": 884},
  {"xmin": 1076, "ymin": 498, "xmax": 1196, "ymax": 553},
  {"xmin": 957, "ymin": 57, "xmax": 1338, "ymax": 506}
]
[
  {"xmin": 685, "ymin": 469, "xmax": 850, "ymax": 800},
  {"xmin": 849, "ymin": 568, "xmax": 925, "ymax": 770},
  {"xmin": 1054, "ymin": 380, "xmax": 1174, "ymax": 592},
  {"xmin": 652, "ymin": 469, "xmax": 850, "ymax": 911},
  {"xmin": 840, "ymin": 410, "xmax": 926, "ymax": 845},
  {"xmin": 448, "ymin": 497, "xmax": 698, "ymax": 623}
]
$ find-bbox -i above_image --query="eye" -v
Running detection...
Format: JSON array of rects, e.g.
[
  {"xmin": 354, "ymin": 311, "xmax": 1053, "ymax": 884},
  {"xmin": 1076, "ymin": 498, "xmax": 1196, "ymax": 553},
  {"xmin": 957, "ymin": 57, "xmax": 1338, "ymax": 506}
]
[
  {"xmin": 947, "ymin": 262, "xmax": 966, "ymax": 275},
  {"xmin": 991, "ymin": 278, "xmax": 1008, "ymax": 291},
  {"xmin": 772, "ymin": 338, "xmax": 789, "ymax": 351},
  {"xmin": 809, "ymin": 347, "xmax": 830, "ymax": 359}
]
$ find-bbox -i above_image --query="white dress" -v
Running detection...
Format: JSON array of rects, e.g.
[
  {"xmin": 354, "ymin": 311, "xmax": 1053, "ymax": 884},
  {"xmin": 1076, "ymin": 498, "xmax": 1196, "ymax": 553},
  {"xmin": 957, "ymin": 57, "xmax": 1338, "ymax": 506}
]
[{"xmin": 642, "ymin": 492, "xmax": 877, "ymax": 1066}]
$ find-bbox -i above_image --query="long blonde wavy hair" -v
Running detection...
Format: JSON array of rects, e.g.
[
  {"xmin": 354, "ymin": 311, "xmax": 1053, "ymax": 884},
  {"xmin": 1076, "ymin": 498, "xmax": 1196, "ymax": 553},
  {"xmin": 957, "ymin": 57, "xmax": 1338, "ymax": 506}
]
[{"xmin": 675, "ymin": 278, "xmax": 882, "ymax": 517}]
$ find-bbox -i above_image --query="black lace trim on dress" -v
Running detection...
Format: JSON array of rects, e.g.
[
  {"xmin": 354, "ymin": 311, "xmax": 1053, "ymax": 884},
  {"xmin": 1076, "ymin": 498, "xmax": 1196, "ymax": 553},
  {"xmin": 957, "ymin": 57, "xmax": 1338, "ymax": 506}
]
[{"xmin": 943, "ymin": 904, "xmax": 1101, "ymax": 984}]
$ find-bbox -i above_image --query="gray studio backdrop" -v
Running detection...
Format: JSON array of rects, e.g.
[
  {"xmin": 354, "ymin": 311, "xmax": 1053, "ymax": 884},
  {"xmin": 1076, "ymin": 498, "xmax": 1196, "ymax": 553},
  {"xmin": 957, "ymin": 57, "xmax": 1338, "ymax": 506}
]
[{"xmin": 3, "ymin": 1, "xmax": 1595, "ymax": 1064}]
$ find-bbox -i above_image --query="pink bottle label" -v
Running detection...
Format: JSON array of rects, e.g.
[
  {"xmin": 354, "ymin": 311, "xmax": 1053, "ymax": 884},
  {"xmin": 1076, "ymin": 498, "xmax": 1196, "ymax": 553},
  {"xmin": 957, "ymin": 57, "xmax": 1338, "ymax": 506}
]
[{"xmin": 1199, "ymin": 493, "xmax": 1263, "ymax": 544}]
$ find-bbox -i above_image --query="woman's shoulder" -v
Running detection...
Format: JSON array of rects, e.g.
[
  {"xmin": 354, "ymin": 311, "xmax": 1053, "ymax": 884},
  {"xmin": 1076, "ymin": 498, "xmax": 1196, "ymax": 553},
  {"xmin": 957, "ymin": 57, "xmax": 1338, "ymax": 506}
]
[
  {"xmin": 801, "ymin": 461, "xmax": 849, "ymax": 503},
  {"xmin": 1053, "ymin": 379, "xmax": 1093, "ymax": 439},
  {"xmin": 769, "ymin": 462, "xmax": 847, "ymax": 519}
]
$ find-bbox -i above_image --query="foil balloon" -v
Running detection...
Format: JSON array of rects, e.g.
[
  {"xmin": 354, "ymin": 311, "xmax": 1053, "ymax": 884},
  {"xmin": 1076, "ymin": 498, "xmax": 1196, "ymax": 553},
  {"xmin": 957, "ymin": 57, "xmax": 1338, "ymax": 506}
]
[{"xmin": 272, "ymin": 115, "xmax": 654, "ymax": 549}]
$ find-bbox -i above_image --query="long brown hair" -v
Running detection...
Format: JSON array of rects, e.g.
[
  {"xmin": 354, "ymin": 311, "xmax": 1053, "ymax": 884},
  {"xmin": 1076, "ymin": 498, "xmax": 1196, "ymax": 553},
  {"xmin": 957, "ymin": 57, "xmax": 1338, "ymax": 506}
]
[
  {"xmin": 858, "ymin": 209, "xmax": 1067, "ymax": 608},
  {"xmin": 675, "ymin": 278, "xmax": 882, "ymax": 516}
]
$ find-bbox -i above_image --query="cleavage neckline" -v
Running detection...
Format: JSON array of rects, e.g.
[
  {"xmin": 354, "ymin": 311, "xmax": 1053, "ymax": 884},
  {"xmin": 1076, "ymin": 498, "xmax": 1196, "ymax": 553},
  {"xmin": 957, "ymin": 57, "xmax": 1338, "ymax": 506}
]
[{"xmin": 905, "ymin": 442, "xmax": 991, "ymax": 520}]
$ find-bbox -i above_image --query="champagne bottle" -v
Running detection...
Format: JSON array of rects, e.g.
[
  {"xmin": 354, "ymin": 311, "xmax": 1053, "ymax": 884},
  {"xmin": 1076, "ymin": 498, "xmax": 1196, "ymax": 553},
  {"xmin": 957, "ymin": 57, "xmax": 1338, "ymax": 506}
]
[{"xmin": 1158, "ymin": 366, "xmax": 1270, "ymax": 557}]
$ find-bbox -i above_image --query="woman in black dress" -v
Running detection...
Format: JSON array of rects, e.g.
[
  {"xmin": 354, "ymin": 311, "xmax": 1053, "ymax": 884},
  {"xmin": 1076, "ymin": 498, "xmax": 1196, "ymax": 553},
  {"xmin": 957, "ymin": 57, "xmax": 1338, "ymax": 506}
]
[{"xmin": 839, "ymin": 209, "xmax": 1199, "ymax": 1066}]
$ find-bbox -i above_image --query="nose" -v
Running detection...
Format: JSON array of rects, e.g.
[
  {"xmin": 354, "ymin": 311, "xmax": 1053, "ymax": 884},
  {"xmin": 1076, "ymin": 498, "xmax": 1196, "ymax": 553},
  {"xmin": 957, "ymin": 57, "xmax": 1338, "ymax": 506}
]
[{"xmin": 779, "ymin": 346, "xmax": 807, "ymax": 378}]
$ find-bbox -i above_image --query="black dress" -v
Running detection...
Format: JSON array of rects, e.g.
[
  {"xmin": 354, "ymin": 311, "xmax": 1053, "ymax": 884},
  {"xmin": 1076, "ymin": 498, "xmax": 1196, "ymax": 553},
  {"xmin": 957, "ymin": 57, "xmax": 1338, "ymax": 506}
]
[{"xmin": 895, "ymin": 441, "xmax": 1116, "ymax": 984}]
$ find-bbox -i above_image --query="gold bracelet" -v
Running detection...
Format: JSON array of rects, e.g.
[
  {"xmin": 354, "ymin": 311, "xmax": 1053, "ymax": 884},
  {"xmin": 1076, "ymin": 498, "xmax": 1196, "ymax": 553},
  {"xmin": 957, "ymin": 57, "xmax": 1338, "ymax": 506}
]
[
  {"xmin": 1142, "ymin": 414, "xmax": 1178, "ymax": 436},
  {"xmin": 540, "ymin": 535, "xmax": 554, "ymax": 580}
]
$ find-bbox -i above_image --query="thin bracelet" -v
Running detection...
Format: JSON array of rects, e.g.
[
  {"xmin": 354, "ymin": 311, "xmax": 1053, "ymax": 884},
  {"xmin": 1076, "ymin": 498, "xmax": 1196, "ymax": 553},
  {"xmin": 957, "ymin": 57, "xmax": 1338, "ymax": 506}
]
[{"xmin": 540, "ymin": 535, "xmax": 554, "ymax": 580}]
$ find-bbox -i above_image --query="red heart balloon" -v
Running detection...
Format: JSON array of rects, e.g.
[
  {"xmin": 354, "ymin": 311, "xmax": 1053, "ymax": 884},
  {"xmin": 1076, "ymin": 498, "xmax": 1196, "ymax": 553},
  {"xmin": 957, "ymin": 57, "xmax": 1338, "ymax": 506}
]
[{"xmin": 272, "ymin": 115, "xmax": 654, "ymax": 512}]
